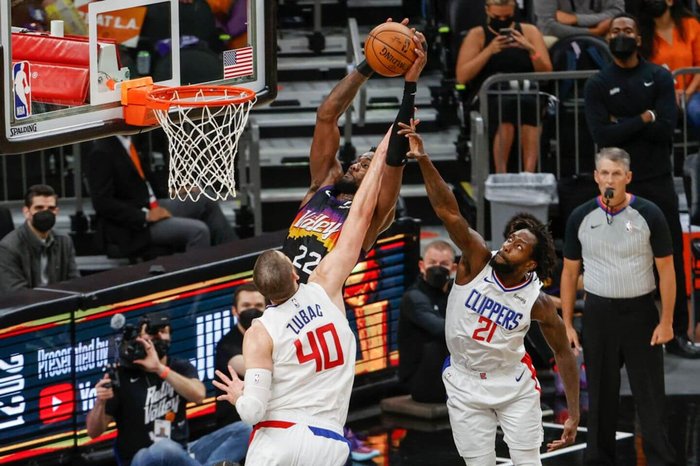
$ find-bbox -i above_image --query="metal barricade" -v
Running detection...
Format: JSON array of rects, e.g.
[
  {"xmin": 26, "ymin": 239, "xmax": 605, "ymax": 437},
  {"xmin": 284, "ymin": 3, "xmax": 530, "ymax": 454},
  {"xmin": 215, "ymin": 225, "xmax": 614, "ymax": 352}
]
[{"xmin": 471, "ymin": 70, "xmax": 598, "ymax": 235}]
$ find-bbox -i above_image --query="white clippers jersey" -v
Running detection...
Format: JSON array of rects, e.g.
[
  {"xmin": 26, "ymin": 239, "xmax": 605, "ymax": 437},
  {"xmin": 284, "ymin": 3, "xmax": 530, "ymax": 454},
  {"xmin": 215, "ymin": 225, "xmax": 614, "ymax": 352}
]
[
  {"xmin": 257, "ymin": 282, "xmax": 356, "ymax": 428},
  {"xmin": 445, "ymin": 257, "xmax": 542, "ymax": 372}
]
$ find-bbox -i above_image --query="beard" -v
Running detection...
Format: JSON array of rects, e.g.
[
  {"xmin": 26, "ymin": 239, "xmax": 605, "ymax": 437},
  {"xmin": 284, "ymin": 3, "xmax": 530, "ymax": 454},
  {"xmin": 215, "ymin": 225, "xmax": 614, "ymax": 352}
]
[
  {"xmin": 334, "ymin": 177, "xmax": 358, "ymax": 194},
  {"xmin": 489, "ymin": 253, "xmax": 515, "ymax": 275}
]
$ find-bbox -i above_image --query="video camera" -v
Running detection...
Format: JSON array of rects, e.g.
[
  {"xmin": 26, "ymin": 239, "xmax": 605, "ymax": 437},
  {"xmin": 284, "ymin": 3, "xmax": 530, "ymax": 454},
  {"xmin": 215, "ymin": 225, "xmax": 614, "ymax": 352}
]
[{"xmin": 109, "ymin": 312, "xmax": 171, "ymax": 371}]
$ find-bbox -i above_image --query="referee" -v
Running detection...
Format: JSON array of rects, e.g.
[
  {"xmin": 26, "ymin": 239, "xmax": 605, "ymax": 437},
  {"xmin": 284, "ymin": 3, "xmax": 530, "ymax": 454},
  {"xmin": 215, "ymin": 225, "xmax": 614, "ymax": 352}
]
[{"xmin": 561, "ymin": 147, "xmax": 676, "ymax": 465}]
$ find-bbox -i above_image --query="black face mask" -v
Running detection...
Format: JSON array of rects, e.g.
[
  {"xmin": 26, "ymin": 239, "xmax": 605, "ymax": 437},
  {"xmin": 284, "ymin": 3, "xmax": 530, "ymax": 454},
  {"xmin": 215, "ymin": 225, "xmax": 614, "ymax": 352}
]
[
  {"xmin": 609, "ymin": 35, "xmax": 638, "ymax": 60},
  {"xmin": 644, "ymin": 0, "xmax": 668, "ymax": 17},
  {"xmin": 489, "ymin": 15, "xmax": 514, "ymax": 31},
  {"xmin": 425, "ymin": 266, "xmax": 450, "ymax": 290},
  {"xmin": 152, "ymin": 338, "xmax": 170, "ymax": 359},
  {"xmin": 31, "ymin": 210, "xmax": 56, "ymax": 233},
  {"xmin": 238, "ymin": 308, "xmax": 264, "ymax": 330}
]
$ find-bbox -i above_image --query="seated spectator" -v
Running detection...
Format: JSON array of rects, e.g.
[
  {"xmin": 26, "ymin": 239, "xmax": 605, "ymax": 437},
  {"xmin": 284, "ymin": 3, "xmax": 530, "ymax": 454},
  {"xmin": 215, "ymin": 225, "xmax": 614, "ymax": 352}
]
[
  {"xmin": 535, "ymin": 0, "xmax": 624, "ymax": 43},
  {"xmin": 214, "ymin": 283, "xmax": 266, "ymax": 428},
  {"xmin": 398, "ymin": 240, "xmax": 456, "ymax": 403},
  {"xmin": 639, "ymin": 0, "xmax": 700, "ymax": 128},
  {"xmin": 0, "ymin": 184, "xmax": 79, "ymax": 292},
  {"xmin": 86, "ymin": 135, "xmax": 236, "ymax": 258},
  {"xmin": 456, "ymin": 0, "xmax": 553, "ymax": 173}
]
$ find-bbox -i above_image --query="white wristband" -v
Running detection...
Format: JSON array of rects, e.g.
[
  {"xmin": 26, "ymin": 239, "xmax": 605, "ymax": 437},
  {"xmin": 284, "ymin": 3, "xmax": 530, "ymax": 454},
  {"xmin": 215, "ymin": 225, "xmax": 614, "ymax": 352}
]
[
  {"xmin": 235, "ymin": 368, "xmax": 272, "ymax": 425},
  {"xmin": 648, "ymin": 110, "xmax": 656, "ymax": 123}
]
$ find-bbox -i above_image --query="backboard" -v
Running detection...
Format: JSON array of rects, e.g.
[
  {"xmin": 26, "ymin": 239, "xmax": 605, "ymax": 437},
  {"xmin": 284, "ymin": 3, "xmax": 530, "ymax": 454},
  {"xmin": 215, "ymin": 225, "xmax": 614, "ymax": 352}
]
[{"xmin": 0, "ymin": 0, "xmax": 276, "ymax": 154}]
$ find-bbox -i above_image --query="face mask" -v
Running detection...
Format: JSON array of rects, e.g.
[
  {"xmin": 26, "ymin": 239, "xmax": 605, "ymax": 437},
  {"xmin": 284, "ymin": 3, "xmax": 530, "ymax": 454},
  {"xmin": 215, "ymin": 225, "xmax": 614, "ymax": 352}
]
[
  {"xmin": 609, "ymin": 35, "xmax": 638, "ymax": 60},
  {"xmin": 31, "ymin": 210, "xmax": 56, "ymax": 233},
  {"xmin": 425, "ymin": 266, "xmax": 450, "ymax": 289},
  {"xmin": 489, "ymin": 15, "xmax": 514, "ymax": 31},
  {"xmin": 238, "ymin": 308, "xmax": 264, "ymax": 330},
  {"xmin": 152, "ymin": 338, "xmax": 170, "ymax": 359},
  {"xmin": 644, "ymin": 0, "xmax": 668, "ymax": 17}
]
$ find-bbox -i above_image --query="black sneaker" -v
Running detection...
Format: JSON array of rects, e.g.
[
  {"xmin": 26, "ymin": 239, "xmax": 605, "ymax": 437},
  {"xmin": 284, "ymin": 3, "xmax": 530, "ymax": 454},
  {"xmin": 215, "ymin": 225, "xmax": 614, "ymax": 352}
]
[{"xmin": 665, "ymin": 335, "xmax": 700, "ymax": 359}]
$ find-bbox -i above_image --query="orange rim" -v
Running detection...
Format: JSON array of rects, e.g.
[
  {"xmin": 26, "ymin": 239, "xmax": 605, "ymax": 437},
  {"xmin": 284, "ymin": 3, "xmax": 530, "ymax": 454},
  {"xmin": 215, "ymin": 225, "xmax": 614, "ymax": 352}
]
[{"xmin": 145, "ymin": 85, "xmax": 256, "ymax": 111}]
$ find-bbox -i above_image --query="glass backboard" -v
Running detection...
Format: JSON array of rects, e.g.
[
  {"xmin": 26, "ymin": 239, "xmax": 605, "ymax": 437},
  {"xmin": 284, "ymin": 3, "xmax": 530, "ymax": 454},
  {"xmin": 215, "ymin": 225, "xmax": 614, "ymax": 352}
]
[{"xmin": 0, "ymin": 0, "xmax": 276, "ymax": 154}]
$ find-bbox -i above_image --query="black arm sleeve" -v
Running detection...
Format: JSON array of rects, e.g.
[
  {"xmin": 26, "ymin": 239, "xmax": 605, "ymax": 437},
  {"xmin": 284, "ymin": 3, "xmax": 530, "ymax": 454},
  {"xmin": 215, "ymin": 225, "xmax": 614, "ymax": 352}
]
[{"xmin": 386, "ymin": 81, "xmax": 417, "ymax": 167}]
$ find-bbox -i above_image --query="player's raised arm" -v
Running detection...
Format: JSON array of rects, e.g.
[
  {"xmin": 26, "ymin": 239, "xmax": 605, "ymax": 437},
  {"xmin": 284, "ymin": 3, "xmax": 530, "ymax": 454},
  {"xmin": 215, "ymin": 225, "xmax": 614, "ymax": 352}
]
[
  {"xmin": 363, "ymin": 30, "xmax": 427, "ymax": 251},
  {"xmin": 306, "ymin": 71, "xmax": 368, "ymax": 204},
  {"xmin": 399, "ymin": 122, "xmax": 491, "ymax": 278},
  {"xmin": 309, "ymin": 133, "xmax": 389, "ymax": 305}
]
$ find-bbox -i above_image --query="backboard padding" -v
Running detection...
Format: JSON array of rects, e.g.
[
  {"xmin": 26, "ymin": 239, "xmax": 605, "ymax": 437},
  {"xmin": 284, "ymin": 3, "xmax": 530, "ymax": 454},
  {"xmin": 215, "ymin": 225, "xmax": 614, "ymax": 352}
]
[{"xmin": 1, "ymin": 0, "xmax": 276, "ymax": 154}]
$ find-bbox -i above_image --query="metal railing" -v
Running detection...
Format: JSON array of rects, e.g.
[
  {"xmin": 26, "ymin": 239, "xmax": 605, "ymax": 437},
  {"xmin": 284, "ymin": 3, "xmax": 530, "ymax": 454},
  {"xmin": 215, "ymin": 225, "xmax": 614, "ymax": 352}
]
[{"xmin": 471, "ymin": 70, "xmax": 598, "ymax": 235}]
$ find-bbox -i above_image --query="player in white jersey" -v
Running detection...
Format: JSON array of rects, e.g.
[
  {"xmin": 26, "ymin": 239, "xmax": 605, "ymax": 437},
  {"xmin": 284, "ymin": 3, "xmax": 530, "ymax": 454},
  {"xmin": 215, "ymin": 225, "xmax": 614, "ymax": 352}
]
[
  {"xmin": 400, "ymin": 122, "xmax": 580, "ymax": 466},
  {"xmin": 212, "ymin": 132, "xmax": 390, "ymax": 466}
]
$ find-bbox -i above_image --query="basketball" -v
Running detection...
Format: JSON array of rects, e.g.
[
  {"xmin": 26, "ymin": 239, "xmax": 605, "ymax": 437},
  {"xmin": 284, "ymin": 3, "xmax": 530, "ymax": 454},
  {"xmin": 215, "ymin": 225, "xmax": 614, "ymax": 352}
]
[{"xmin": 364, "ymin": 22, "xmax": 417, "ymax": 77}]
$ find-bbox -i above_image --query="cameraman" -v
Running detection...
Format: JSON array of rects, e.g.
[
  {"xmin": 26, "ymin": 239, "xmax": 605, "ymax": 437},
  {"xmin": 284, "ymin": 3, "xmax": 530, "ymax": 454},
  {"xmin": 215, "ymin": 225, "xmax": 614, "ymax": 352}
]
[{"xmin": 86, "ymin": 313, "xmax": 205, "ymax": 466}]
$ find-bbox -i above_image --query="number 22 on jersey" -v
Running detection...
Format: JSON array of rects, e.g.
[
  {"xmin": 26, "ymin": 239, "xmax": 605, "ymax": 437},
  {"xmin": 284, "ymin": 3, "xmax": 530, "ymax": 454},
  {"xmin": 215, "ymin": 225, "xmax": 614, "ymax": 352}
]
[{"xmin": 294, "ymin": 323, "xmax": 344, "ymax": 372}]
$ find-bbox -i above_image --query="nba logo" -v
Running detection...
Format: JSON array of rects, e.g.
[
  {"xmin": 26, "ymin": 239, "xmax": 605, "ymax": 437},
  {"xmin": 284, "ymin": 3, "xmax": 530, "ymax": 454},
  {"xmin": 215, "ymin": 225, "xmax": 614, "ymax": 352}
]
[{"xmin": 12, "ymin": 61, "xmax": 32, "ymax": 120}]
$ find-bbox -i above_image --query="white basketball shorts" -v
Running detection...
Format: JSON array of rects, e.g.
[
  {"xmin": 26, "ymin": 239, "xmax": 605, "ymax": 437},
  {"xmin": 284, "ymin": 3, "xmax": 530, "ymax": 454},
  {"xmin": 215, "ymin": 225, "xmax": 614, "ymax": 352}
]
[
  {"xmin": 245, "ymin": 420, "xmax": 350, "ymax": 466},
  {"xmin": 442, "ymin": 356, "xmax": 543, "ymax": 457}
]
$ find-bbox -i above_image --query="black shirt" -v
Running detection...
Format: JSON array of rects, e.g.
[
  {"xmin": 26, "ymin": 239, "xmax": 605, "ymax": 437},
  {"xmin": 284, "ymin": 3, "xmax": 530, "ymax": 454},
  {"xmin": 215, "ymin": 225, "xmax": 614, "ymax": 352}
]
[
  {"xmin": 472, "ymin": 23, "xmax": 534, "ymax": 93},
  {"xmin": 398, "ymin": 278, "xmax": 450, "ymax": 383},
  {"xmin": 584, "ymin": 58, "xmax": 677, "ymax": 181},
  {"xmin": 105, "ymin": 358, "xmax": 197, "ymax": 464},
  {"xmin": 213, "ymin": 328, "xmax": 244, "ymax": 427}
]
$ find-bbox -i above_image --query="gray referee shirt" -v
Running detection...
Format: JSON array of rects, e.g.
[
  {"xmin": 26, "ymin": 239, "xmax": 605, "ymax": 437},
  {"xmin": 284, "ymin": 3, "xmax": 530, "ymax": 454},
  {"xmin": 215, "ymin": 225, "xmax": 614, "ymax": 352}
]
[{"xmin": 563, "ymin": 195, "xmax": 673, "ymax": 299}]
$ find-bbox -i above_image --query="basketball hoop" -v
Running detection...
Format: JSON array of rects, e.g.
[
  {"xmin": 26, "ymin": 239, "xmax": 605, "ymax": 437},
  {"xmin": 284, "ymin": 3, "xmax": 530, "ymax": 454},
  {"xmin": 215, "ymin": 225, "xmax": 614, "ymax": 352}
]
[{"xmin": 122, "ymin": 79, "xmax": 256, "ymax": 202}]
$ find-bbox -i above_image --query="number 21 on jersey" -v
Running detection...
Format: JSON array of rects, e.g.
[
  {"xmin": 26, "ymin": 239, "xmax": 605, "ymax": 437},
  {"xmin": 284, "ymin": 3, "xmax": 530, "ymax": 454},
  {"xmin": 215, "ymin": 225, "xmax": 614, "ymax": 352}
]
[
  {"xmin": 472, "ymin": 316, "xmax": 497, "ymax": 343},
  {"xmin": 294, "ymin": 323, "xmax": 345, "ymax": 372}
]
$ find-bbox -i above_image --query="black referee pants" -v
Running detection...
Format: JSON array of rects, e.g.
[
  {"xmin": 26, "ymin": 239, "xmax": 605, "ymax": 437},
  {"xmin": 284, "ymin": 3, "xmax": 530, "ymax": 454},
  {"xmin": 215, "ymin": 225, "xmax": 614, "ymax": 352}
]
[
  {"xmin": 582, "ymin": 292, "xmax": 676, "ymax": 466},
  {"xmin": 629, "ymin": 175, "xmax": 689, "ymax": 336}
]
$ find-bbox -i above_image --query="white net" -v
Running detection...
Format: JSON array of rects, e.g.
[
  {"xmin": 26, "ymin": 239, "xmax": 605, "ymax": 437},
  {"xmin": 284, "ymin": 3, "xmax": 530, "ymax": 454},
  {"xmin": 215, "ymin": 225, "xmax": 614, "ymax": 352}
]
[{"xmin": 151, "ymin": 87, "xmax": 256, "ymax": 202}]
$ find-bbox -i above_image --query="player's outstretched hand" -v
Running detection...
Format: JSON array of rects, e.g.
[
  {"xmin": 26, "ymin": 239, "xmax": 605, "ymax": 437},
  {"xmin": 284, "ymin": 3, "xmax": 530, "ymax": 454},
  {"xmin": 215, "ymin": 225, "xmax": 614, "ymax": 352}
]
[
  {"xmin": 546, "ymin": 416, "xmax": 578, "ymax": 451},
  {"xmin": 385, "ymin": 17, "xmax": 410, "ymax": 26},
  {"xmin": 405, "ymin": 31, "xmax": 427, "ymax": 83},
  {"xmin": 398, "ymin": 119, "xmax": 427, "ymax": 161},
  {"xmin": 213, "ymin": 365, "xmax": 245, "ymax": 406}
]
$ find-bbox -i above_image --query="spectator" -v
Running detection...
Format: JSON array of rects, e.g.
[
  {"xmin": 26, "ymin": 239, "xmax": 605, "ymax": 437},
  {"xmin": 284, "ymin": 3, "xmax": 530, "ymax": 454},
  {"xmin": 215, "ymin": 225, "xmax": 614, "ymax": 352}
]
[
  {"xmin": 561, "ymin": 147, "xmax": 676, "ymax": 465},
  {"xmin": 0, "ymin": 184, "xmax": 79, "ymax": 292},
  {"xmin": 535, "ymin": 0, "xmax": 624, "ymax": 42},
  {"xmin": 584, "ymin": 13, "xmax": 700, "ymax": 358},
  {"xmin": 455, "ymin": 0, "xmax": 553, "ymax": 173},
  {"xmin": 86, "ymin": 312, "xmax": 250, "ymax": 466},
  {"xmin": 87, "ymin": 135, "xmax": 236, "ymax": 258},
  {"xmin": 214, "ymin": 283, "xmax": 266, "ymax": 428},
  {"xmin": 398, "ymin": 240, "xmax": 456, "ymax": 403},
  {"xmin": 639, "ymin": 0, "xmax": 700, "ymax": 128}
]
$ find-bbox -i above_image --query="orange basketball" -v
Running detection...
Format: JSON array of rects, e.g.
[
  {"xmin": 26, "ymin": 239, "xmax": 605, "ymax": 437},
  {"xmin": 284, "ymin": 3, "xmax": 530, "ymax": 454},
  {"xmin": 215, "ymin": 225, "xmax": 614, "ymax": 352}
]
[{"xmin": 364, "ymin": 22, "xmax": 417, "ymax": 77}]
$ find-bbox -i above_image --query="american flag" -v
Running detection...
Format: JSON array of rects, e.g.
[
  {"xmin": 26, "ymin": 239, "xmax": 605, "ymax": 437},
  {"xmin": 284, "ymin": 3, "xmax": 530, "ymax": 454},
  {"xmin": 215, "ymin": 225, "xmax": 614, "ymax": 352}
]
[{"xmin": 223, "ymin": 46, "xmax": 254, "ymax": 79}]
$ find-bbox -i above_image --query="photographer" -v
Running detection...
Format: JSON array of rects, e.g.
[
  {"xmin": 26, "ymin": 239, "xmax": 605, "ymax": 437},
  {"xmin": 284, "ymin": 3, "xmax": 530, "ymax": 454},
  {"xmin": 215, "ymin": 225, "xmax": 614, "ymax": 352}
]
[{"xmin": 86, "ymin": 313, "xmax": 209, "ymax": 466}]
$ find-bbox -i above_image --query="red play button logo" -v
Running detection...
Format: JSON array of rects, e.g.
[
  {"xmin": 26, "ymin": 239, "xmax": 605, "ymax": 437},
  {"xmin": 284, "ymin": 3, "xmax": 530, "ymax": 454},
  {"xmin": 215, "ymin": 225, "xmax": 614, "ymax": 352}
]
[{"xmin": 39, "ymin": 383, "xmax": 74, "ymax": 424}]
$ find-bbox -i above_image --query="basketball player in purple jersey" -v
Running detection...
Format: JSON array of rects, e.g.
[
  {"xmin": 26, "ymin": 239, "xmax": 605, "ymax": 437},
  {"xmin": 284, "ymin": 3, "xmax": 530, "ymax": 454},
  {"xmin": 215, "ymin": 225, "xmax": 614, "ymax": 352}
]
[
  {"xmin": 213, "ymin": 134, "xmax": 389, "ymax": 466},
  {"xmin": 282, "ymin": 19, "xmax": 427, "ymax": 283},
  {"xmin": 400, "ymin": 122, "xmax": 580, "ymax": 465}
]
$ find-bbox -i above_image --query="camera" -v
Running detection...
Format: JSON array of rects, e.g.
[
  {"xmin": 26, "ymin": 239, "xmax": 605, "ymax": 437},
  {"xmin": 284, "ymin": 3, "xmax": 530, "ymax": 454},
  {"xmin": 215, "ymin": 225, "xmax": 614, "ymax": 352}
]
[{"xmin": 119, "ymin": 323, "xmax": 147, "ymax": 368}]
